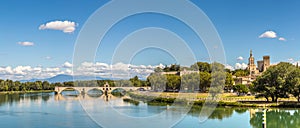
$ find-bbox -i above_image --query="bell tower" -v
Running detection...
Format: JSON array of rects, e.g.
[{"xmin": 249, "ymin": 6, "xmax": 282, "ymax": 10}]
[{"xmin": 248, "ymin": 50, "xmax": 257, "ymax": 75}]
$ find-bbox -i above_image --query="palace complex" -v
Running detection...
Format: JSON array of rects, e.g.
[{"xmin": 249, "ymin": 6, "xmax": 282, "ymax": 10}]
[{"xmin": 234, "ymin": 50, "xmax": 274, "ymax": 85}]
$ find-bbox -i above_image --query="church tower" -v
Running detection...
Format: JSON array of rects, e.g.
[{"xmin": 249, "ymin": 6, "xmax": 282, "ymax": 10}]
[{"xmin": 248, "ymin": 50, "xmax": 257, "ymax": 75}]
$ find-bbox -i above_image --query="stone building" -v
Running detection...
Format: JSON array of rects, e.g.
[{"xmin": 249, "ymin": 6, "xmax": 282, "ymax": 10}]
[
  {"xmin": 247, "ymin": 50, "xmax": 259, "ymax": 75},
  {"xmin": 235, "ymin": 50, "xmax": 271, "ymax": 86},
  {"xmin": 247, "ymin": 50, "xmax": 270, "ymax": 76}
]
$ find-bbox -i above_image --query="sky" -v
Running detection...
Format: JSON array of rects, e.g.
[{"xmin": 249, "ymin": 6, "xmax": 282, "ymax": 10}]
[{"xmin": 1, "ymin": 0, "xmax": 300, "ymax": 80}]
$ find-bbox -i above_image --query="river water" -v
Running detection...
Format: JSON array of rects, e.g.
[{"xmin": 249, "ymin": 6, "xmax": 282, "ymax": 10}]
[{"xmin": 0, "ymin": 91, "xmax": 299, "ymax": 128}]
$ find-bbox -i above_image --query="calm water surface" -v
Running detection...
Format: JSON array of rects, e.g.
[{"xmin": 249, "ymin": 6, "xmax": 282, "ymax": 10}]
[{"xmin": 0, "ymin": 92, "xmax": 299, "ymax": 128}]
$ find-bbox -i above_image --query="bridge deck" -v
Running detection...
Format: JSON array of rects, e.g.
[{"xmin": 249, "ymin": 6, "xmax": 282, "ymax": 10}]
[{"xmin": 54, "ymin": 86, "xmax": 150, "ymax": 94}]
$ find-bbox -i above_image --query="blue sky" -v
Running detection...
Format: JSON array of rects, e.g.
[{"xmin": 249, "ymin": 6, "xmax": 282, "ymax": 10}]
[{"xmin": 1, "ymin": 0, "xmax": 300, "ymax": 80}]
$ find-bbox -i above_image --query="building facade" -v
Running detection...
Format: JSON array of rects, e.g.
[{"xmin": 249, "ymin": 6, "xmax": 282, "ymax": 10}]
[
  {"xmin": 235, "ymin": 50, "xmax": 271, "ymax": 86},
  {"xmin": 247, "ymin": 50, "xmax": 270, "ymax": 76}
]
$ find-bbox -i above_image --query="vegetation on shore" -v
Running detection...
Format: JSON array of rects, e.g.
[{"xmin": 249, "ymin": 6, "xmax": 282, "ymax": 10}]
[
  {"xmin": 126, "ymin": 92, "xmax": 300, "ymax": 108},
  {"xmin": 0, "ymin": 90, "xmax": 54, "ymax": 94},
  {"xmin": 123, "ymin": 98, "xmax": 139, "ymax": 106}
]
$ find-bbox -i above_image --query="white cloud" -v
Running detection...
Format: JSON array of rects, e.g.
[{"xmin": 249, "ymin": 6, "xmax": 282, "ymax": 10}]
[
  {"xmin": 39, "ymin": 20, "xmax": 77, "ymax": 33},
  {"xmin": 13, "ymin": 66, "xmax": 32, "ymax": 75},
  {"xmin": 236, "ymin": 56, "xmax": 244, "ymax": 61},
  {"xmin": 235, "ymin": 63, "xmax": 248, "ymax": 70},
  {"xmin": 288, "ymin": 58, "xmax": 294, "ymax": 62},
  {"xmin": 279, "ymin": 37, "xmax": 287, "ymax": 41},
  {"xmin": 0, "ymin": 66, "xmax": 13, "ymax": 75},
  {"xmin": 74, "ymin": 62, "xmax": 163, "ymax": 79},
  {"xmin": 259, "ymin": 31, "xmax": 277, "ymax": 38},
  {"xmin": 45, "ymin": 67, "xmax": 60, "ymax": 72},
  {"xmin": 18, "ymin": 41, "xmax": 34, "ymax": 46},
  {"xmin": 225, "ymin": 64, "xmax": 234, "ymax": 71},
  {"xmin": 63, "ymin": 61, "xmax": 73, "ymax": 68},
  {"xmin": 0, "ymin": 62, "xmax": 167, "ymax": 80}
]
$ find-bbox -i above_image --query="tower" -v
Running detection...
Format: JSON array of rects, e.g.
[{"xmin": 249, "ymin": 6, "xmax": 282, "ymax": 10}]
[
  {"xmin": 263, "ymin": 56, "xmax": 270, "ymax": 72},
  {"xmin": 257, "ymin": 60, "xmax": 264, "ymax": 72},
  {"xmin": 248, "ymin": 50, "xmax": 257, "ymax": 75}
]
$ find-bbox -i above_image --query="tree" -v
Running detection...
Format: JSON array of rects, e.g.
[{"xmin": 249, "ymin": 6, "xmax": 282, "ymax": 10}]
[
  {"xmin": 191, "ymin": 62, "xmax": 211, "ymax": 72},
  {"xmin": 166, "ymin": 74, "xmax": 181, "ymax": 92},
  {"xmin": 63, "ymin": 81, "xmax": 74, "ymax": 87},
  {"xmin": 253, "ymin": 62, "xmax": 294, "ymax": 102},
  {"xmin": 233, "ymin": 69, "xmax": 249, "ymax": 77},
  {"xmin": 233, "ymin": 84, "xmax": 249, "ymax": 96},
  {"xmin": 163, "ymin": 64, "xmax": 180, "ymax": 72},
  {"xmin": 210, "ymin": 71, "xmax": 225, "ymax": 98},
  {"xmin": 42, "ymin": 81, "xmax": 50, "ymax": 90},
  {"xmin": 31, "ymin": 81, "xmax": 42, "ymax": 90},
  {"xmin": 154, "ymin": 67, "xmax": 163, "ymax": 73},
  {"xmin": 286, "ymin": 67, "xmax": 300, "ymax": 102},
  {"xmin": 147, "ymin": 73, "xmax": 167, "ymax": 91},
  {"xmin": 13, "ymin": 81, "xmax": 21, "ymax": 91},
  {"xmin": 169, "ymin": 64, "xmax": 180, "ymax": 71},
  {"xmin": 209, "ymin": 62, "xmax": 226, "ymax": 98},
  {"xmin": 181, "ymin": 73, "xmax": 200, "ymax": 92},
  {"xmin": 225, "ymin": 72, "xmax": 234, "ymax": 92},
  {"xmin": 129, "ymin": 76, "xmax": 142, "ymax": 87},
  {"xmin": 199, "ymin": 71, "xmax": 211, "ymax": 92}
]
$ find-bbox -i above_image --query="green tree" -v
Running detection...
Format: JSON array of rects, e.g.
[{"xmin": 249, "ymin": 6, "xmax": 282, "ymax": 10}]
[
  {"xmin": 210, "ymin": 71, "xmax": 225, "ymax": 98},
  {"xmin": 233, "ymin": 69, "xmax": 250, "ymax": 77},
  {"xmin": 286, "ymin": 67, "xmax": 300, "ymax": 102},
  {"xmin": 191, "ymin": 62, "xmax": 211, "ymax": 72},
  {"xmin": 199, "ymin": 71, "xmax": 211, "ymax": 92},
  {"xmin": 13, "ymin": 81, "xmax": 21, "ymax": 91},
  {"xmin": 181, "ymin": 73, "xmax": 199, "ymax": 92},
  {"xmin": 130, "ymin": 76, "xmax": 142, "ymax": 87},
  {"xmin": 233, "ymin": 84, "xmax": 249, "ymax": 96},
  {"xmin": 147, "ymin": 73, "xmax": 167, "ymax": 91},
  {"xmin": 225, "ymin": 72, "xmax": 234, "ymax": 92},
  {"xmin": 42, "ymin": 81, "xmax": 50, "ymax": 90},
  {"xmin": 166, "ymin": 74, "xmax": 181, "ymax": 92},
  {"xmin": 154, "ymin": 67, "xmax": 163, "ymax": 73},
  {"xmin": 63, "ymin": 81, "xmax": 74, "ymax": 87},
  {"xmin": 170, "ymin": 64, "xmax": 180, "ymax": 71},
  {"xmin": 253, "ymin": 62, "xmax": 294, "ymax": 102}
]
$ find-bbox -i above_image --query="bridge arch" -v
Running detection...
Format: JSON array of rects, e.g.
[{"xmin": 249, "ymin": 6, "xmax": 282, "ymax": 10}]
[
  {"xmin": 86, "ymin": 88, "xmax": 103, "ymax": 97},
  {"xmin": 58, "ymin": 87, "xmax": 81, "ymax": 95}
]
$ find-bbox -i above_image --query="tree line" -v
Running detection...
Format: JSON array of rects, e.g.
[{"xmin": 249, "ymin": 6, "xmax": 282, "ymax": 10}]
[
  {"xmin": 148, "ymin": 62, "xmax": 234, "ymax": 93},
  {"xmin": 0, "ymin": 80, "xmax": 54, "ymax": 91}
]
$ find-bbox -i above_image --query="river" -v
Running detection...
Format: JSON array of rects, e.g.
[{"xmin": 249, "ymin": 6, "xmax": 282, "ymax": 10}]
[{"xmin": 0, "ymin": 91, "xmax": 299, "ymax": 128}]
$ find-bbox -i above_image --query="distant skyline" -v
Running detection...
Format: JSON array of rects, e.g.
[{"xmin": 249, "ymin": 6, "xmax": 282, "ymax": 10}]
[{"xmin": 1, "ymin": 0, "xmax": 300, "ymax": 80}]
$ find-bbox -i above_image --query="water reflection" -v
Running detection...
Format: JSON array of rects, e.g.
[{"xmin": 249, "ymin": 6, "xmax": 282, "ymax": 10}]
[
  {"xmin": 250, "ymin": 108, "xmax": 300, "ymax": 128},
  {"xmin": 1, "ymin": 92, "xmax": 300, "ymax": 128},
  {"xmin": 0, "ymin": 92, "xmax": 53, "ymax": 107}
]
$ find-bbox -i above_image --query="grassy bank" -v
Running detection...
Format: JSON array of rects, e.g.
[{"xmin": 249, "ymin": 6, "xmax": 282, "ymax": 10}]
[
  {"xmin": 123, "ymin": 98, "xmax": 140, "ymax": 106},
  {"xmin": 127, "ymin": 92, "xmax": 300, "ymax": 108},
  {"xmin": 0, "ymin": 90, "xmax": 54, "ymax": 94}
]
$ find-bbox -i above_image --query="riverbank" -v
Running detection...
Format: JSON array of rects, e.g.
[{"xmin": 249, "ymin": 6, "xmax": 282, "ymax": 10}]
[
  {"xmin": 0, "ymin": 90, "xmax": 54, "ymax": 94},
  {"xmin": 127, "ymin": 92, "xmax": 300, "ymax": 108}
]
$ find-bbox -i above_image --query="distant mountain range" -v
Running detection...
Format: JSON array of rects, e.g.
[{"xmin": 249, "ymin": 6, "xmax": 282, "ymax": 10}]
[{"xmin": 20, "ymin": 74, "xmax": 108, "ymax": 83}]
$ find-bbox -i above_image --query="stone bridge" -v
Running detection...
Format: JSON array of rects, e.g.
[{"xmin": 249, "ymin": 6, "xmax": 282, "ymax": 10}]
[{"xmin": 54, "ymin": 82, "xmax": 150, "ymax": 94}]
